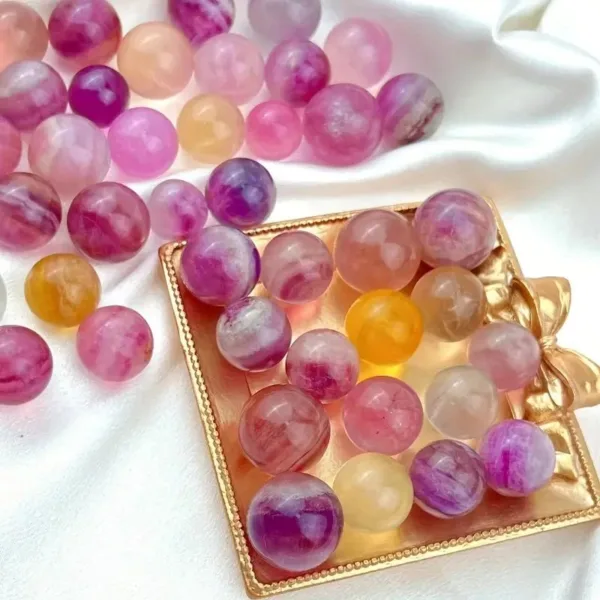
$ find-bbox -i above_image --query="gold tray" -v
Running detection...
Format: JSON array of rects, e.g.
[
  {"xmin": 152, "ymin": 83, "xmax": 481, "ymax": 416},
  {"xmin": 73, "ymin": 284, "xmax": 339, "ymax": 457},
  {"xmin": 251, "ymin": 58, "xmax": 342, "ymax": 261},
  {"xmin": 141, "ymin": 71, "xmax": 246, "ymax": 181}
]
[{"xmin": 159, "ymin": 200, "xmax": 600, "ymax": 598}]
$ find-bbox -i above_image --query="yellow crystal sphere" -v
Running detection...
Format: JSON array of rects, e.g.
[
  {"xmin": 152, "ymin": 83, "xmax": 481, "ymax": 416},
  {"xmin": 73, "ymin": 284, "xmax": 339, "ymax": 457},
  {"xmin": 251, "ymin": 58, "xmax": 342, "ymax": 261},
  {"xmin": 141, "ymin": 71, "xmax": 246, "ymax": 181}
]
[
  {"xmin": 177, "ymin": 94, "xmax": 244, "ymax": 164},
  {"xmin": 345, "ymin": 289, "xmax": 423, "ymax": 365},
  {"xmin": 25, "ymin": 254, "xmax": 101, "ymax": 327},
  {"xmin": 333, "ymin": 453, "xmax": 414, "ymax": 532}
]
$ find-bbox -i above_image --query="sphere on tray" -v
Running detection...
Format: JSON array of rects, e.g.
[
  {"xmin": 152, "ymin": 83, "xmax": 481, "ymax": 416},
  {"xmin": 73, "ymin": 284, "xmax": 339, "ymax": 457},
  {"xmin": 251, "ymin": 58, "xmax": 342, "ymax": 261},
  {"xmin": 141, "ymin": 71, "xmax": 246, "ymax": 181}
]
[
  {"xmin": 480, "ymin": 420, "xmax": 555, "ymax": 497},
  {"xmin": 261, "ymin": 231, "xmax": 333, "ymax": 303},
  {"xmin": 0, "ymin": 116, "xmax": 21, "ymax": 178},
  {"xmin": 247, "ymin": 472, "xmax": 343, "ymax": 572},
  {"xmin": 248, "ymin": 0, "xmax": 321, "ymax": 44},
  {"xmin": 169, "ymin": 0, "xmax": 234, "ymax": 46},
  {"xmin": 216, "ymin": 296, "xmax": 291, "ymax": 372},
  {"xmin": 343, "ymin": 376, "xmax": 423, "ymax": 454},
  {"xmin": 410, "ymin": 440, "xmax": 486, "ymax": 518}
]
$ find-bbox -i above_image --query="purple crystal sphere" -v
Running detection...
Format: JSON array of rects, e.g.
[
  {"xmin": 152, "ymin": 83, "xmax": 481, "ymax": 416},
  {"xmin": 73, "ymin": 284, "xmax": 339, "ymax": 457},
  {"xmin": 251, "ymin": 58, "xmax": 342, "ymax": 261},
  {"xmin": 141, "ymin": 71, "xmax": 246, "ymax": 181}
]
[
  {"xmin": 248, "ymin": 0, "xmax": 322, "ymax": 44},
  {"xmin": 410, "ymin": 440, "xmax": 486, "ymax": 519},
  {"xmin": 480, "ymin": 420, "xmax": 556, "ymax": 497},
  {"xmin": 0, "ymin": 116, "xmax": 22, "ymax": 177},
  {"xmin": 0, "ymin": 325, "xmax": 52, "ymax": 404},
  {"xmin": 247, "ymin": 472, "xmax": 343, "ymax": 572},
  {"xmin": 206, "ymin": 158, "xmax": 276, "ymax": 230},
  {"xmin": 168, "ymin": 0, "xmax": 234, "ymax": 46},
  {"xmin": 180, "ymin": 225, "xmax": 260, "ymax": 306}
]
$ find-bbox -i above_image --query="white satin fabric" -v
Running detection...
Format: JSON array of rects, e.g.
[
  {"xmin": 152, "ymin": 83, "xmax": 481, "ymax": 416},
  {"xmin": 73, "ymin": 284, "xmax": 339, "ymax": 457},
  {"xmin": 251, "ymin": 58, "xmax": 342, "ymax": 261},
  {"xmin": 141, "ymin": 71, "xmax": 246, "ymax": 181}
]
[{"xmin": 2, "ymin": 0, "xmax": 600, "ymax": 598}]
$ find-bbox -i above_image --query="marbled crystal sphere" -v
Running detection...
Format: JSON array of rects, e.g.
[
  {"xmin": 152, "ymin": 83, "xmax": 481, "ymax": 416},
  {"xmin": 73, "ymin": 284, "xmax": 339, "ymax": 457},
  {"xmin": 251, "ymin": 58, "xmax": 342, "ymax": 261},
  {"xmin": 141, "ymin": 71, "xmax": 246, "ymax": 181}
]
[
  {"xmin": 206, "ymin": 158, "xmax": 275, "ymax": 229},
  {"xmin": 0, "ymin": 61, "xmax": 67, "ymax": 131},
  {"xmin": 77, "ymin": 305, "xmax": 154, "ymax": 382},
  {"xmin": 246, "ymin": 100, "xmax": 303, "ymax": 160},
  {"xmin": 177, "ymin": 94, "xmax": 244, "ymax": 164},
  {"xmin": 216, "ymin": 296, "xmax": 292, "ymax": 372},
  {"xmin": 413, "ymin": 189, "xmax": 498, "ymax": 270},
  {"xmin": 262, "ymin": 231, "xmax": 333, "ymax": 303},
  {"xmin": 180, "ymin": 226, "xmax": 260, "ymax": 305},
  {"xmin": 108, "ymin": 108, "xmax": 178, "ymax": 179},
  {"xmin": 333, "ymin": 453, "xmax": 413, "ymax": 532},
  {"xmin": 248, "ymin": 0, "xmax": 321, "ymax": 44},
  {"xmin": 25, "ymin": 253, "xmax": 101, "ymax": 327},
  {"xmin": 410, "ymin": 440, "xmax": 486, "ymax": 518},
  {"xmin": 286, "ymin": 329, "xmax": 359, "ymax": 403},
  {"xmin": 377, "ymin": 73, "xmax": 444, "ymax": 146},
  {"xmin": 0, "ymin": 173, "xmax": 61, "ymax": 251},
  {"xmin": 0, "ymin": 325, "xmax": 52, "ymax": 404},
  {"xmin": 148, "ymin": 179, "xmax": 208, "ymax": 241},
  {"xmin": 411, "ymin": 266, "xmax": 487, "ymax": 342},
  {"xmin": 480, "ymin": 420, "xmax": 556, "ymax": 497},
  {"xmin": 68, "ymin": 182, "xmax": 150, "ymax": 262},
  {"xmin": 304, "ymin": 83, "xmax": 382, "ymax": 166},
  {"xmin": 425, "ymin": 366, "xmax": 498, "ymax": 440},
  {"xmin": 117, "ymin": 22, "xmax": 194, "ymax": 100},
  {"xmin": 68, "ymin": 65, "xmax": 130, "ymax": 128},
  {"xmin": 239, "ymin": 384, "xmax": 330, "ymax": 475},
  {"xmin": 169, "ymin": 0, "xmax": 234, "ymax": 46},
  {"xmin": 28, "ymin": 114, "xmax": 111, "ymax": 196},
  {"xmin": 0, "ymin": 116, "xmax": 21, "ymax": 178},
  {"xmin": 335, "ymin": 209, "xmax": 420, "ymax": 293},
  {"xmin": 343, "ymin": 376, "xmax": 423, "ymax": 455},
  {"xmin": 247, "ymin": 472, "xmax": 343, "ymax": 572}
]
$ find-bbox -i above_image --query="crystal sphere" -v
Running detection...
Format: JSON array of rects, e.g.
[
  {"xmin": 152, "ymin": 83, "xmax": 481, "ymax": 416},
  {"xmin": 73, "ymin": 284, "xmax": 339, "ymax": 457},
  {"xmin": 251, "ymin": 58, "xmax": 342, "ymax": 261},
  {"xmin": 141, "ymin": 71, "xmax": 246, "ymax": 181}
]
[
  {"xmin": 0, "ymin": 274, "xmax": 6, "ymax": 320},
  {"xmin": 77, "ymin": 305, "xmax": 154, "ymax": 382},
  {"xmin": 247, "ymin": 472, "xmax": 343, "ymax": 572},
  {"xmin": 248, "ymin": 0, "xmax": 321, "ymax": 43},
  {"xmin": 0, "ymin": 60, "xmax": 67, "ymax": 131},
  {"xmin": 411, "ymin": 266, "xmax": 487, "ymax": 341},
  {"xmin": 325, "ymin": 18, "xmax": 392, "ymax": 87},
  {"xmin": 246, "ymin": 100, "xmax": 302, "ymax": 160},
  {"xmin": 117, "ymin": 22, "xmax": 193, "ymax": 100},
  {"xmin": 68, "ymin": 65, "xmax": 130, "ymax": 128},
  {"xmin": 333, "ymin": 453, "xmax": 413, "ymax": 531},
  {"xmin": 0, "ymin": 325, "xmax": 52, "ymax": 404},
  {"xmin": 169, "ymin": 0, "xmax": 234, "ymax": 46},
  {"xmin": 177, "ymin": 94, "xmax": 244, "ymax": 164},
  {"xmin": 0, "ymin": 172, "xmax": 61, "ymax": 251},
  {"xmin": 28, "ymin": 114, "xmax": 111, "ymax": 196},
  {"xmin": 206, "ymin": 158, "xmax": 275, "ymax": 229},
  {"xmin": 148, "ymin": 179, "xmax": 208, "ymax": 241},
  {"xmin": 413, "ymin": 189, "xmax": 497, "ymax": 269},
  {"xmin": 345, "ymin": 290, "xmax": 423, "ymax": 365},
  {"xmin": 0, "ymin": 116, "xmax": 21, "ymax": 178},
  {"xmin": 410, "ymin": 440, "xmax": 486, "ymax": 518},
  {"xmin": 180, "ymin": 225, "xmax": 260, "ymax": 306},
  {"xmin": 304, "ymin": 83, "xmax": 382, "ymax": 166},
  {"xmin": 425, "ymin": 366, "xmax": 498, "ymax": 440},
  {"xmin": 377, "ymin": 73, "xmax": 444, "ymax": 146},
  {"xmin": 68, "ymin": 182, "xmax": 150, "ymax": 262},
  {"xmin": 480, "ymin": 420, "xmax": 555, "ymax": 497},
  {"xmin": 216, "ymin": 296, "xmax": 291, "ymax": 372},
  {"xmin": 468, "ymin": 321, "xmax": 541, "ymax": 392},
  {"xmin": 335, "ymin": 209, "xmax": 420, "ymax": 293},
  {"xmin": 239, "ymin": 384, "xmax": 330, "ymax": 475},
  {"xmin": 25, "ymin": 254, "xmax": 101, "ymax": 327},
  {"xmin": 108, "ymin": 108, "xmax": 178, "ymax": 180},
  {"xmin": 343, "ymin": 376, "xmax": 423, "ymax": 454}
]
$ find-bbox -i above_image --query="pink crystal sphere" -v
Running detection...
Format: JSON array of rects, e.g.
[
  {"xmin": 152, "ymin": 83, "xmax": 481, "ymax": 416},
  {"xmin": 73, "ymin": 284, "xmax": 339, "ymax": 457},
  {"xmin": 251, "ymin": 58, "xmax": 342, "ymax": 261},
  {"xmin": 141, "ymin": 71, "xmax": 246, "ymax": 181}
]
[
  {"xmin": 343, "ymin": 376, "xmax": 423, "ymax": 455},
  {"xmin": 286, "ymin": 329, "xmax": 359, "ymax": 403},
  {"xmin": 108, "ymin": 108, "xmax": 179, "ymax": 180},
  {"xmin": 304, "ymin": 83, "xmax": 382, "ymax": 166},
  {"xmin": 265, "ymin": 39, "xmax": 330, "ymax": 107},
  {"xmin": 216, "ymin": 296, "xmax": 292, "ymax": 372},
  {"xmin": 77, "ymin": 306, "xmax": 153, "ymax": 382},
  {"xmin": 0, "ymin": 325, "xmax": 52, "ymax": 404},
  {"xmin": 169, "ymin": 0, "xmax": 234, "ymax": 46},
  {"xmin": 239, "ymin": 384, "xmax": 330, "ymax": 475},
  {"xmin": 0, "ymin": 116, "xmax": 21, "ymax": 177},
  {"xmin": 0, "ymin": 172, "xmax": 61, "ymax": 251},
  {"xmin": 48, "ymin": 0, "xmax": 122, "ymax": 67},
  {"xmin": 248, "ymin": 0, "xmax": 322, "ymax": 44},
  {"xmin": 67, "ymin": 182, "xmax": 150, "ymax": 262},
  {"xmin": 193, "ymin": 33, "xmax": 264, "ymax": 105},
  {"xmin": 148, "ymin": 179, "xmax": 208, "ymax": 241},
  {"xmin": 325, "ymin": 18, "xmax": 392, "ymax": 87},
  {"xmin": 0, "ymin": 60, "xmax": 67, "ymax": 131},
  {"xmin": 28, "ymin": 114, "xmax": 111, "ymax": 196},
  {"xmin": 468, "ymin": 322, "xmax": 541, "ymax": 392},
  {"xmin": 246, "ymin": 100, "xmax": 302, "ymax": 160},
  {"xmin": 413, "ymin": 189, "xmax": 497, "ymax": 269}
]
